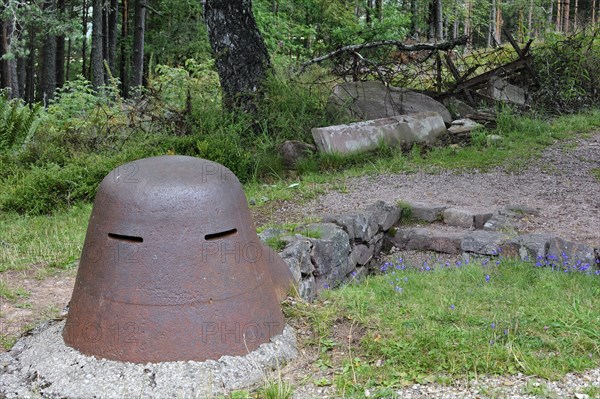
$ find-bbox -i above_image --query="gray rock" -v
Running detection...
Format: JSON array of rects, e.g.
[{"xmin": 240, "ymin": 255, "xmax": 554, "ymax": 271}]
[
  {"xmin": 277, "ymin": 140, "xmax": 315, "ymax": 169},
  {"xmin": 298, "ymin": 274, "xmax": 316, "ymax": 301},
  {"xmin": 365, "ymin": 200, "xmax": 401, "ymax": 231},
  {"xmin": 322, "ymin": 213, "xmax": 377, "ymax": 243},
  {"xmin": 305, "ymin": 223, "xmax": 351, "ymax": 277},
  {"xmin": 474, "ymin": 213, "xmax": 494, "ymax": 229},
  {"xmin": 312, "ymin": 112, "xmax": 446, "ymax": 155},
  {"xmin": 328, "ymin": 81, "xmax": 452, "ymax": 124},
  {"xmin": 369, "ymin": 232, "xmax": 385, "ymax": 255},
  {"xmin": 390, "ymin": 228, "xmax": 463, "ymax": 254},
  {"xmin": 488, "ymin": 76, "xmax": 527, "ymax": 105},
  {"xmin": 447, "ymin": 118, "xmax": 484, "ymax": 135},
  {"xmin": 280, "ymin": 238, "xmax": 314, "ymax": 280},
  {"xmin": 513, "ymin": 232, "xmax": 555, "ymax": 261},
  {"xmin": 545, "ymin": 237, "xmax": 597, "ymax": 269},
  {"xmin": 461, "ymin": 230, "xmax": 512, "ymax": 255},
  {"xmin": 351, "ymin": 244, "xmax": 375, "ymax": 266},
  {"xmin": 406, "ymin": 202, "xmax": 447, "ymax": 222},
  {"xmin": 483, "ymin": 211, "xmax": 521, "ymax": 232},
  {"xmin": 442, "ymin": 208, "xmax": 475, "ymax": 228},
  {"xmin": 443, "ymin": 97, "xmax": 476, "ymax": 119}
]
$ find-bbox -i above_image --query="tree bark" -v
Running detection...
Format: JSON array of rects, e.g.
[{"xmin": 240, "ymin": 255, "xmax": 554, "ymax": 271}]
[
  {"xmin": 573, "ymin": 0, "xmax": 578, "ymax": 30},
  {"xmin": 562, "ymin": 0, "xmax": 570, "ymax": 32},
  {"xmin": 108, "ymin": 0, "xmax": 118, "ymax": 75},
  {"xmin": 435, "ymin": 0, "xmax": 443, "ymax": 41},
  {"xmin": 91, "ymin": 0, "xmax": 105, "ymax": 88},
  {"xmin": 120, "ymin": 0, "xmax": 129, "ymax": 96},
  {"xmin": 1, "ymin": 14, "xmax": 20, "ymax": 98},
  {"xmin": 25, "ymin": 25, "xmax": 35, "ymax": 103},
  {"xmin": 81, "ymin": 0, "xmax": 88, "ymax": 78},
  {"xmin": 131, "ymin": 0, "xmax": 146, "ymax": 88},
  {"xmin": 204, "ymin": 0, "xmax": 272, "ymax": 113},
  {"xmin": 488, "ymin": 0, "xmax": 496, "ymax": 47},
  {"xmin": 410, "ymin": 0, "xmax": 419, "ymax": 38},
  {"xmin": 41, "ymin": 0, "xmax": 57, "ymax": 103},
  {"xmin": 56, "ymin": 0, "xmax": 65, "ymax": 88},
  {"xmin": 495, "ymin": 1, "xmax": 503, "ymax": 43}
]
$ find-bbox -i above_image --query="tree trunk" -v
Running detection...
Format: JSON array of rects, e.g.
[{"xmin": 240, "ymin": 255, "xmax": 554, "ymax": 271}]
[
  {"xmin": 204, "ymin": 0, "xmax": 272, "ymax": 113},
  {"xmin": 17, "ymin": 56, "xmax": 25, "ymax": 99},
  {"xmin": 556, "ymin": 0, "xmax": 561, "ymax": 30},
  {"xmin": 56, "ymin": 0, "xmax": 65, "ymax": 88},
  {"xmin": 366, "ymin": 0, "xmax": 373, "ymax": 25},
  {"xmin": 81, "ymin": 0, "xmax": 88, "ymax": 78},
  {"xmin": 91, "ymin": 0, "xmax": 105, "ymax": 88},
  {"xmin": 528, "ymin": 0, "xmax": 534, "ymax": 36},
  {"xmin": 464, "ymin": 0, "xmax": 472, "ymax": 47},
  {"xmin": 25, "ymin": 25, "xmax": 35, "ymax": 103},
  {"xmin": 435, "ymin": 0, "xmax": 443, "ymax": 41},
  {"xmin": 120, "ymin": 0, "xmax": 129, "ymax": 97},
  {"xmin": 41, "ymin": 0, "xmax": 57, "ymax": 104},
  {"xmin": 592, "ymin": 0, "xmax": 596, "ymax": 24},
  {"xmin": 488, "ymin": 0, "xmax": 496, "ymax": 47},
  {"xmin": 563, "ymin": 0, "xmax": 570, "ymax": 32},
  {"xmin": 375, "ymin": 0, "xmax": 383, "ymax": 22},
  {"xmin": 108, "ymin": 0, "xmax": 117, "ymax": 75},
  {"xmin": 573, "ymin": 0, "xmax": 578, "ymax": 30},
  {"xmin": 1, "ymin": 15, "xmax": 20, "ymax": 98},
  {"xmin": 410, "ymin": 0, "xmax": 419, "ymax": 38},
  {"xmin": 495, "ymin": 1, "xmax": 503, "ymax": 43},
  {"xmin": 547, "ymin": 0, "xmax": 553, "ymax": 29},
  {"xmin": 131, "ymin": 0, "xmax": 146, "ymax": 88}
]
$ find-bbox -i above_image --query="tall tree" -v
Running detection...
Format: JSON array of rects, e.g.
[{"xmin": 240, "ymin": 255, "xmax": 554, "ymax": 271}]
[
  {"xmin": 563, "ymin": 0, "xmax": 570, "ymax": 32},
  {"xmin": 56, "ymin": 0, "xmax": 66, "ymax": 88},
  {"xmin": 107, "ymin": 0, "xmax": 118, "ymax": 75},
  {"xmin": 131, "ymin": 0, "xmax": 146, "ymax": 88},
  {"xmin": 120, "ymin": 0, "xmax": 129, "ymax": 96},
  {"xmin": 1, "ymin": 6, "xmax": 20, "ymax": 98},
  {"xmin": 204, "ymin": 0, "xmax": 271, "ymax": 112},
  {"xmin": 41, "ymin": 0, "xmax": 57, "ymax": 103},
  {"xmin": 91, "ymin": 0, "xmax": 105, "ymax": 88}
]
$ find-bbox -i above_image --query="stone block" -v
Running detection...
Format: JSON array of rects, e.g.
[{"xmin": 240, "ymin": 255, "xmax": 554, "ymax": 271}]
[
  {"xmin": 312, "ymin": 112, "xmax": 446, "ymax": 155},
  {"xmin": 461, "ymin": 230, "xmax": 511, "ymax": 255},
  {"xmin": 442, "ymin": 208, "xmax": 474, "ymax": 228}
]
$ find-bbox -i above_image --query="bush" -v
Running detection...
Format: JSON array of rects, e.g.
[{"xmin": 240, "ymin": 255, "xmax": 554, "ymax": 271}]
[{"xmin": 531, "ymin": 29, "xmax": 600, "ymax": 113}]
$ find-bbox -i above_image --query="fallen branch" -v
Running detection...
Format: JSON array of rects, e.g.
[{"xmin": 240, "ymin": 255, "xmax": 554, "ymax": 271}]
[{"xmin": 299, "ymin": 36, "xmax": 468, "ymax": 72}]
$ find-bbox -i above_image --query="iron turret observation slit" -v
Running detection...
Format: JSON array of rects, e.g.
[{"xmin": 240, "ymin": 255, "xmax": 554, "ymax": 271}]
[
  {"xmin": 107, "ymin": 233, "xmax": 144, "ymax": 243},
  {"xmin": 205, "ymin": 228, "xmax": 238, "ymax": 240}
]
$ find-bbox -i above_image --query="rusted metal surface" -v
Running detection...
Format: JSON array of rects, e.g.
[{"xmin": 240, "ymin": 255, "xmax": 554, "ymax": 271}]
[{"xmin": 63, "ymin": 155, "xmax": 293, "ymax": 363}]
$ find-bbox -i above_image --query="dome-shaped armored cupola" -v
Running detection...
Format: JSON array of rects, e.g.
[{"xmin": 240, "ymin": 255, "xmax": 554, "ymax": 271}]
[{"xmin": 63, "ymin": 155, "xmax": 293, "ymax": 363}]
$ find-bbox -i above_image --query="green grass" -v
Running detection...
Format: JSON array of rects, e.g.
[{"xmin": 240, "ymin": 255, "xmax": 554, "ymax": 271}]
[
  {"xmin": 0, "ymin": 203, "xmax": 91, "ymax": 272},
  {"xmin": 301, "ymin": 257, "xmax": 600, "ymax": 396},
  {"xmin": 591, "ymin": 168, "xmax": 600, "ymax": 182}
]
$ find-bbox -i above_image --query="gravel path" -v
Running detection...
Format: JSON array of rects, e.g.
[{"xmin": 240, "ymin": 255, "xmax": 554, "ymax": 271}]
[
  {"xmin": 284, "ymin": 132, "xmax": 600, "ymax": 398},
  {"xmin": 294, "ymin": 131, "xmax": 600, "ymax": 247}
]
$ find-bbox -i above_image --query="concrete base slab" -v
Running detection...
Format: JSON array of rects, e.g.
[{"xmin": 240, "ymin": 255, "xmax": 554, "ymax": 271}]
[{"xmin": 0, "ymin": 320, "xmax": 297, "ymax": 399}]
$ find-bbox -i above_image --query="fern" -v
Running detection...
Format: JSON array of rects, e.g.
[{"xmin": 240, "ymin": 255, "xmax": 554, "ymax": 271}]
[{"xmin": 0, "ymin": 95, "xmax": 42, "ymax": 151}]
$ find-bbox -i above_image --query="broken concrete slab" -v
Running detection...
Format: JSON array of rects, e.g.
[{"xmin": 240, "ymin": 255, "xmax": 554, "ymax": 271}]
[
  {"xmin": 488, "ymin": 76, "xmax": 527, "ymax": 105},
  {"xmin": 447, "ymin": 118, "xmax": 484, "ymax": 135},
  {"xmin": 312, "ymin": 112, "xmax": 446, "ymax": 155}
]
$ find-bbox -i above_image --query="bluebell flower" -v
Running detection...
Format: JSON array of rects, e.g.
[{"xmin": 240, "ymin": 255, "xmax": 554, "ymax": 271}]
[{"xmin": 485, "ymin": 274, "xmax": 491, "ymax": 282}]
